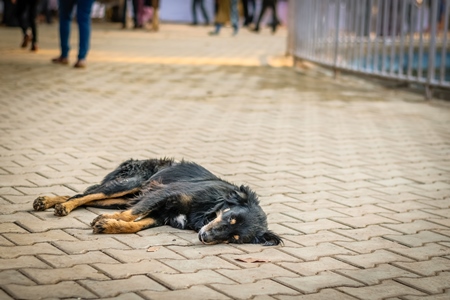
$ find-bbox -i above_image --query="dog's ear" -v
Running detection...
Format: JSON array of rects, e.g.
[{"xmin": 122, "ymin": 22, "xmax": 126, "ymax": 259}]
[
  {"xmin": 254, "ymin": 231, "xmax": 283, "ymax": 246},
  {"xmin": 227, "ymin": 186, "xmax": 249, "ymax": 205}
]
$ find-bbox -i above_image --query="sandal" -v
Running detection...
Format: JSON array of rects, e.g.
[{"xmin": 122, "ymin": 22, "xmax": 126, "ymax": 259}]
[{"xmin": 21, "ymin": 35, "xmax": 30, "ymax": 48}]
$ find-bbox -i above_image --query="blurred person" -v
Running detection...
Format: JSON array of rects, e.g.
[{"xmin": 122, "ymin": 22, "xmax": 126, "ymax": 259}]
[
  {"xmin": 51, "ymin": 0, "xmax": 95, "ymax": 68},
  {"xmin": 191, "ymin": 0, "xmax": 209, "ymax": 25},
  {"xmin": 144, "ymin": 0, "xmax": 159, "ymax": 31},
  {"xmin": 242, "ymin": 0, "xmax": 255, "ymax": 27},
  {"xmin": 252, "ymin": 0, "xmax": 279, "ymax": 33},
  {"xmin": 122, "ymin": 0, "xmax": 142, "ymax": 29},
  {"xmin": 209, "ymin": 0, "xmax": 238, "ymax": 35},
  {"xmin": 38, "ymin": 0, "xmax": 53, "ymax": 24},
  {"xmin": 13, "ymin": 0, "xmax": 39, "ymax": 51}
]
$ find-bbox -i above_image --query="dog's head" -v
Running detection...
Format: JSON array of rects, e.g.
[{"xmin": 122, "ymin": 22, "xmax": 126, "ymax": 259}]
[{"xmin": 198, "ymin": 185, "xmax": 283, "ymax": 246}]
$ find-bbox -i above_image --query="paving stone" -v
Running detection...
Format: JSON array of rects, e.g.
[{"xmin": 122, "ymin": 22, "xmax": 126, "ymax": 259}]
[
  {"xmin": 0, "ymin": 243, "xmax": 63, "ymax": 258},
  {"xmin": 282, "ymin": 219, "xmax": 350, "ymax": 234},
  {"xmin": 104, "ymin": 248, "xmax": 184, "ymax": 262},
  {"xmin": 150, "ymin": 269, "xmax": 236, "ymax": 289},
  {"xmin": 333, "ymin": 225, "xmax": 402, "ymax": 240},
  {"xmin": 80, "ymin": 275, "xmax": 167, "ymax": 298},
  {"xmin": 404, "ymin": 293, "xmax": 450, "ymax": 300},
  {"xmin": 334, "ymin": 237, "xmax": 409, "ymax": 253},
  {"xmin": 0, "ymin": 290, "xmax": 14, "ymax": 300},
  {"xmin": 275, "ymin": 289, "xmax": 359, "ymax": 300},
  {"xmin": 335, "ymin": 249, "xmax": 414, "ymax": 268},
  {"xmin": 282, "ymin": 242, "xmax": 356, "ymax": 261},
  {"xmin": 4, "ymin": 281, "xmax": 96, "ymax": 299},
  {"xmin": 381, "ymin": 220, "xmax": 449, "ymax": 234},
  {"xmin": 332, "ymin": 214, "xmax": 399, "ymax": 228},
  {"xmin": 336, "ymin": 264, "xmax": 420, "ymax": 284},
  {"xmin": 101, "ymin": 292, "xmax": 145, "ymax": 300},
  {"xmin": 141, "ymin": 285, "xmax": 230, "ymax": 300},
  {"xmin": 278, "ymin": 257, "xmax": 358, "ymax": 276},
  {"xmin": 22, "ymin": 264, "xmax": 110, "ymax": 284},
  {"xmin": 389, "ymin": 243, "xmax": 450, "ymax": 260},
  {"xmin": 211, "ymin": 279, "xmax": 299, "ymax": 299},
  {"xmin": 396, "ymin": 272, "xmax": 450, "ymax": 294},
  {"xmin": 0, "ymin": 223, "xmax": 27, "ymax": 234},
  {"xmin": 160, "ymin": 256, "xmax": 239, "ymax": 272},
  {"xmin": 276, "ymin": 271, "xmax": 363, "ymax": 293},
  {"xmin": 338, "ymin": 280, "xmax": 425, "ymax": 299},
  {"xmin": 393, "ymin": 257, "xmax": 450, "ymax": 276},
  {"xmin": 384, "ymin": 231, "xmax": 450, "ymax": 247},
  {"xmin": 52, "ymin": 238, "xmax": 131, "ymax": 254},
  {"xmin": 94, "ymin": 260, "xmax": 178, "ymax": 279},
  {"xmin": 3, "ymin": 229, "xmax": 79, "ymax": 245},
  {"xmin": 0, "ymin": 256, "xmax": 49, "ymax": 270},
  {"xmin": 166, "ymin": 244, "xmax": 244, "ymax": 259},
  {"xmin": 283, "ymin": 230, "xmax": 354, "ymax": 246},
  {"xmin": 217, "ymin": 263, "xmax": 297, "ymax": 283},
  {"xmin": 0, "ymin": 270, "xmax": 36, "ymax": 286},
  {"xmin": 39, "ymin": 251, "xmax": 119, "ymax": 267}
]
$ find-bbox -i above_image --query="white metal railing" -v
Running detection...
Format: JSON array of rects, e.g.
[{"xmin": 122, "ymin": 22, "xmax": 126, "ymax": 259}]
[{"xmin": 288, "ymin": 0, "xmax": 449, "ymax": 98}]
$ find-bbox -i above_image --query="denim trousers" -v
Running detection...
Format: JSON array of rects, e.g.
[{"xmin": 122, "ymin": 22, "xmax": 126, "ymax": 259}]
[{"xmin": 58, "ymin": 0, "xmax": 94, "ymax": 60}]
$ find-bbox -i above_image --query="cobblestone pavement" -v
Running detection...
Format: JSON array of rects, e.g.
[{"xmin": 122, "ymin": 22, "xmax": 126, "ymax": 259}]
[{"xmin": 1, "ymin": 22, "xmax": 450, "ymax": 299}]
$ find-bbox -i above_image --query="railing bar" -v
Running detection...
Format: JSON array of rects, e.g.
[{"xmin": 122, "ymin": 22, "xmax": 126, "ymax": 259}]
[
  {"xmin": 366, "ymin": 0, "xmax": 373, "ymax": 73},
  {"xmin": 407, "ymin": 1, "xmax": 416, "ymax": 79},
  {"xmin": 389, "ymin": 0, "xmax": 398, "ymax": 75},
  {"xmin": 333, "ymin": 0, "xmax": 341, "ymax": 69},
  {"xmin": 417, "ymin": 0, "xmax": 426, "ymax": 79},
  {"xmin": 381, "ymin": 0, "xmax": 390, "ymax": 75},
  {"xmin": 427, "ymin": 0, "xmax": 439, "ymax": 86},
  {"xmin": 374, "ymin": 0, "xmax": 382, "ymax": 73},
  {"xmin": 398, "ymin": 0, "xmax": 407, "ymax": 77},
  {"xmin": 440, "ymin": 0, "xmax": 449, "ymax": 83}
]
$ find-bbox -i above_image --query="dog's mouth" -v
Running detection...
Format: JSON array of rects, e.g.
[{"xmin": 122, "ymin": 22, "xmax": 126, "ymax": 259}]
[{"xmin": 198, "ymin": 227, "xmax": 222, "ymax": 245}]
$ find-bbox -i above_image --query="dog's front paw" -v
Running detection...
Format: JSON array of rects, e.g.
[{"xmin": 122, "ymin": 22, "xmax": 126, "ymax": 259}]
[
  {"xmin": 92, "ymin": 219, "xmax": 110, "ymax": 233},
  {"xmin": 33, "ymin": 196, "xmax": 48, "ymax": 211},
  {"xmin": 54, "ymin": 204, "xmax": 69, "ymax": 216},
  {"xmin": 90, "ymin": 214, "xmax": 107, "ymax": 227}
]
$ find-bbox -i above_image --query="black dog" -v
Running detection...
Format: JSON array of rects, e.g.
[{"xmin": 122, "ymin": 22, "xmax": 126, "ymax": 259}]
[{"xmin": 33, "ymin": 158, "xmax": 282, "ymax": 246}]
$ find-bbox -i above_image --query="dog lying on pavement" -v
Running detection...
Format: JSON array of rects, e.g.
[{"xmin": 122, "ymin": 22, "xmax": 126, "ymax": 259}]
[{"xmin": 33, "ymin": 158, "xmax": 282, "ymax": 246}]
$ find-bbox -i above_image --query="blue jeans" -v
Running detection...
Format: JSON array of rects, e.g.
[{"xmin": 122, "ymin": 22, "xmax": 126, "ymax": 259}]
[{"xmin": 58, "ymin": 0, "xmax": 94, "ymax": 60}]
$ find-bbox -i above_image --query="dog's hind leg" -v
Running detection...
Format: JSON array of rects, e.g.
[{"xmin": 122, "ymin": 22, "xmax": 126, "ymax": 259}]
[
  {"xmin": 33, "ymin": 195, "xmax": 70, "ymax": 211},
  {"xmin": 54, "ymin": 187, "xmax": 140, "ymax": 216}
]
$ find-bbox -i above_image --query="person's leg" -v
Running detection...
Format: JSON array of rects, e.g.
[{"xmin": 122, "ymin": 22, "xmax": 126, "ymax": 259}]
[
  {"xmin": 192, "ymin": 0, "xmax": 198, "ymax": 24},
  {"xmin": 57, "ymin": 0, "xmax": 76, "ymax": 59},
  {"xmin": 131, "ymin": 0, "xmax": 139, "ymax": 27},
  {"xmin": 121, "ymin": 0, "xmax": 128, "ymax": 28},
  {"xmin": 230, "ymin": 0, "xmax": 238, "ymax": 34},
  {"xmin": 270, "ymin": 0, "xmax": 279, "ymax": 33},
  {"xmin": 75, "ymin": 0, "xmax": 95, "ymax": 65},
  {"xmin": 253, "ymin": 0, "xmax": 268, "ymax": 31},
  {"xmin": 199, "ymin": 0, "xmax": 209, "ymax": 24},
  {"xmin": 15, "ymin": 0, "xmax": 29, "ymax": 46},
  {"xmin": 28, "ymin": 0, "xmax": 39, "ymax": 49}
]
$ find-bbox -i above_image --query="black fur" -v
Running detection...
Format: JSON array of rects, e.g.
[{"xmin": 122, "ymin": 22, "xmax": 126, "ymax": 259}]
[{"xmin": 35, "ymin": 158, "xmax": 283, "ymax": 246}]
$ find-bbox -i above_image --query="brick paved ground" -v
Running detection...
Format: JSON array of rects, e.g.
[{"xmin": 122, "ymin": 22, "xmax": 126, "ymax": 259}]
[{"xmin": 1, "ymin": 22, "xmax": 450, "ymax": 299}]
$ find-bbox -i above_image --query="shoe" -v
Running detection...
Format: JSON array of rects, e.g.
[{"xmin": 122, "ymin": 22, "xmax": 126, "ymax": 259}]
[
  {"xmin": 51, "ymin": 56, "xmax": 69, "ymax": 65},
  {"xmin": 73, "ymin": 60, "xmax": 86, "ymax": 68},
  {"xmin": 30, "ymin": 43, "xmax": 38, "ymax": 52},
  {"xmin": 208, "ymin": 31, "xmax": 219, "ymax": 36},
  {"xmin": 251, "ymin": 27, "xmax": 260, "ymax": 33},
  {"xmin": 21, "ymin": 34, "xmax": 30, "ymax": 48}
]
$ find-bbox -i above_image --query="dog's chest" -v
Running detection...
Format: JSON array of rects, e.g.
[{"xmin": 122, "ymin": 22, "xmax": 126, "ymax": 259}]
[{"xmin": 168, "ymin": 214, "xmax": 188, "ymax": 229}]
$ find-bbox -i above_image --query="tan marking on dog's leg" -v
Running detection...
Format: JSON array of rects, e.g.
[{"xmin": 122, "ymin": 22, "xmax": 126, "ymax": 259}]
[
  {"xmin": 84, "ymin": 198, "xmax": 130, "ymax": 208},
  {"xmin": 33, "ymin": 195, "xmax": 70, "ymax": 211},
  {"xmin": 90, "ymin": 209, "xmax": 141, "ymax": 227},
  {"xmin": 54, "ymin": 189, "xmax": 139, "ymax": 216},
  {"xmin": 92, "ymin": 218, "xmax": 157, "ymax": 234}
]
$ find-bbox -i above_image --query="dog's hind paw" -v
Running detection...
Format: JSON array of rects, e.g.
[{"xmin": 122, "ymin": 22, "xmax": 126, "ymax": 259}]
[
  {"xmin": 54, "ymin": 204, "xmax": 69, "ymax": 216},
  {"xmin": 33, "ymin": 196, "xmax": 48, "ymax": 211}
]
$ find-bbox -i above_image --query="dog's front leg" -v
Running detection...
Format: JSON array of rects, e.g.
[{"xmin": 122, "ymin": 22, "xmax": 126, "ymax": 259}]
[{"xmin": 33, "ymin": 195, "xmax": 70, "ymax": 211}]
